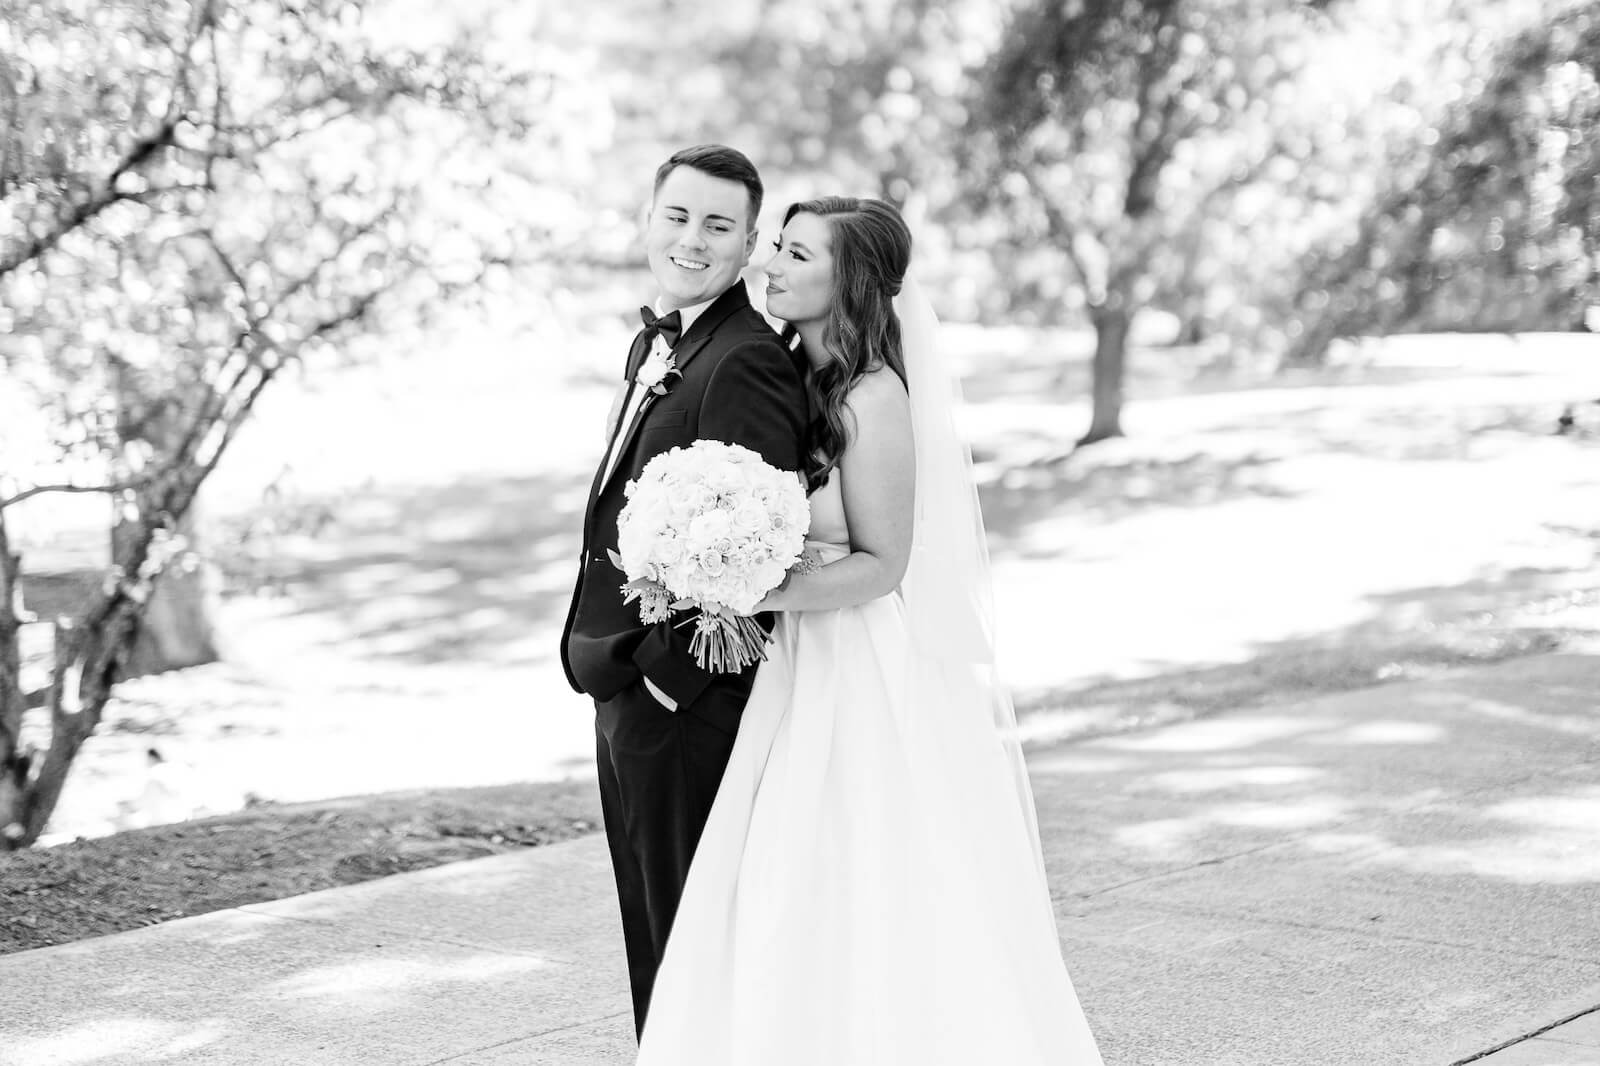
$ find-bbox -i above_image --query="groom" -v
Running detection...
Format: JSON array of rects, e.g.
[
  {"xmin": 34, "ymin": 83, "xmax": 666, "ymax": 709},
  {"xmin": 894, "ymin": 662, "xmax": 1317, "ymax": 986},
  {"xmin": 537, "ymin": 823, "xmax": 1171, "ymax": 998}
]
[{"xmin": 560, "ymin": 144, "xmax": 807, "ymax": 1036}]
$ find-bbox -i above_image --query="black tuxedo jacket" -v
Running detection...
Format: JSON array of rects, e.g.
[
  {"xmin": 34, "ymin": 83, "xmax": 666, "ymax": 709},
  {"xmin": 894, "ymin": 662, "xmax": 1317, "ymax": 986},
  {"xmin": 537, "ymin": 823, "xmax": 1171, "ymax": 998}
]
[{"xmin": 560, "ymin": 281, "xmax": 807, "ymax": 731}]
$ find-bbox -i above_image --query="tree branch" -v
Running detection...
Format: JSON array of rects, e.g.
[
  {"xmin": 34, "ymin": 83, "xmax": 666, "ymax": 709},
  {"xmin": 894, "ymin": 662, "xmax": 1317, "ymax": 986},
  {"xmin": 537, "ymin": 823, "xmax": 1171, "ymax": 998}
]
[
  {"xmin": 1019, "ymin": 164, "xmax": 1098, "ymax": 295},
  {"xmin": 0, "ymin": 117, "xmax": 180, "ymax": 277},
  {"xmin": 113, "ymin": 182, "xmax": 213, "ymax": 208},
  {"xmin": 0, "ymin": 480, "xmax": 141, "ymax": 511},
  {"xmin": 0, "ymin": 0, "xmax": 214, "ymax": 280},
  {"xmin": 184, "ymin": 216, "xmax": 400, "ymax": 487},
  {"xmin": 1124, "ymin": 7, "xmax": 1185, "ymax": 219}
]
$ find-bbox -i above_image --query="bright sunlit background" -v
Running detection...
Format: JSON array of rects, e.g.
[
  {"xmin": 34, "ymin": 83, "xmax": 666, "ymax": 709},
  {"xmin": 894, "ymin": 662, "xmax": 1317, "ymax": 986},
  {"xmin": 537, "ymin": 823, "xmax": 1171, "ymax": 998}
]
[{"xmin": 1, "ymin": 0, "xmax": 1597, "ymax": 845}]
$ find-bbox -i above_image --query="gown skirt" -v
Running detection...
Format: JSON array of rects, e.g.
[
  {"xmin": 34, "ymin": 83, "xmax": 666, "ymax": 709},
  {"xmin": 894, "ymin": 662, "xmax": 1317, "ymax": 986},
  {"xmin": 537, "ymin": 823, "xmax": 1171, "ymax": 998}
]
[{"xmin": 634, "ymin": 533, "xmax": 1105, "ymax": 1066}]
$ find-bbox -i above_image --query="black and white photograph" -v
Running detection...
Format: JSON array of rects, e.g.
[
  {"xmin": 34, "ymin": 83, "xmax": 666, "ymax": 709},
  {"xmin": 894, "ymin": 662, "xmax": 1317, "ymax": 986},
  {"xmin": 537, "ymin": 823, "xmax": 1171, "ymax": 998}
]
[{"xmin": 2, "ymin": 1, "xmax": 1598, "ymax": 1063}]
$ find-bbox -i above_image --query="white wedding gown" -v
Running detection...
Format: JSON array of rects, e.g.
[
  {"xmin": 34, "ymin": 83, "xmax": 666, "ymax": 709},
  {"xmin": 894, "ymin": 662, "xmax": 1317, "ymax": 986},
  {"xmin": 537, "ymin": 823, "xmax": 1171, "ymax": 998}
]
[{"xmin": 636, "ymin": 471, "xmax": 1105, "ymax": 1065}]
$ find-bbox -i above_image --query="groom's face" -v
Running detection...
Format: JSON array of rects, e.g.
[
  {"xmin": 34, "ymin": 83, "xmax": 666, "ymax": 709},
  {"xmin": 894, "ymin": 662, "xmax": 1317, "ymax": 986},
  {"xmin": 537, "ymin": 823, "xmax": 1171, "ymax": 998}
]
[{"xmin": 646, "ymin": 166, "xmax": 759, "ymax": 311}]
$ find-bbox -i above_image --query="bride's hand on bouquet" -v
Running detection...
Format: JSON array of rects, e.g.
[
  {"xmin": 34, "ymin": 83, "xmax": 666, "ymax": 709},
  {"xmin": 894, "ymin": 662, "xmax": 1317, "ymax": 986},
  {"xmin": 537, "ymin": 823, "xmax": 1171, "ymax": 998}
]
[
  {"xmin": 749, "ymin": 548, "xmax": 822, "ymax": 614},
  {"xmin": 747, "ymin": 576, "xmax": 790, "ymax": 614},
  {"xmin": 747, "ymin": 589, "xmax": 783, "ymax": 614}
]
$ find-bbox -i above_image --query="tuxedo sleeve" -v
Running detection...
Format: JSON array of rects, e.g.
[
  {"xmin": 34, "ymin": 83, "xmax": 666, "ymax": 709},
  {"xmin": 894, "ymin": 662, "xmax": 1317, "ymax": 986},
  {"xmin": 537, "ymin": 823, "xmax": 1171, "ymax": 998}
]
[{"xmin": 631, "ymin": 338, "xmax": 807, "ymax": 709}]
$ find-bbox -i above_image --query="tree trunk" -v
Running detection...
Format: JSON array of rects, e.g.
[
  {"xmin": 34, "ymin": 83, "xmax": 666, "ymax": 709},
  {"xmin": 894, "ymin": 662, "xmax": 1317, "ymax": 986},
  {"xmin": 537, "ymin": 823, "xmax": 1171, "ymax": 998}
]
[
  {"xmin": 5, "ymin": 574, "xmax": 148, "ymax": 849},
  {"xmin": 0, "ymin": 515, "xmax": 28, "ymax": 844},
  {"xmin": 1282, "ymin": 308, "xmax": 1344, "ymax": 368},
  {"xmin": 1079, "ymin": 300, "xmax": 1131, "ymax": 447},
  {"xmin": 112, "ymin": 368, "xmax": 219, "ymax": 678},
  {"xmin": 116, "ymin": 504, "xmax": 218, "ymax": 677},
  {"xmin": 17, "ymin": 623, "xmax": 84, "ymax": 846},
  {"xmin": 0, "ymin": 467, "xmax": 205, "ymax": 848}
]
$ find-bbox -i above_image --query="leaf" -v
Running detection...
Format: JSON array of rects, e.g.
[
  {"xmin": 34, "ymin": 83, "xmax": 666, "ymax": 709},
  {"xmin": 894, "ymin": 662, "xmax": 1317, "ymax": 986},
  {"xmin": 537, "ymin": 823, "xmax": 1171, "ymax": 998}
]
[{"xmin": 606, "ymin": 548, "xmax": 626, "ymax": 570}]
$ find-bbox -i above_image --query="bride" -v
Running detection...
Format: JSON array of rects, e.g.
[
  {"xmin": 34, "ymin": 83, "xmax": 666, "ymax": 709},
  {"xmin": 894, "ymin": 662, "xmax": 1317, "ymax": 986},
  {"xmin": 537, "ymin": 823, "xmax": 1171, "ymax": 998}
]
[{"xmin": 635, "ymin": 197, "xmax": 1105, "ymax": 1065}]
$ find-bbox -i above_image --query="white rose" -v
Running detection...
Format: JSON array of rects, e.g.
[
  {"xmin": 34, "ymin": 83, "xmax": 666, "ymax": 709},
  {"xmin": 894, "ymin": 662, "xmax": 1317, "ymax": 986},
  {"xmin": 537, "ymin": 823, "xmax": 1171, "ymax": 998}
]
[
  {"xmin": 730, "ymin": 497, "xmax": 769, "ymax": 535},
  {"xmin": 689, "ymin": 509, "xmax": 733, "ymax": 545},
  {"xmin": 635, "ymin": 351, "xmax": 674, "ymax": 390},
  {"xmin": 706, "ymin": 462, "xmax": 745, "ymax": 494},
  {"xmin": 650, "ymin": 536, "xmax": 686, "ymax": 569},
  {"xmin": 690, "ymin": 484, "xmax": 719, "ymax": 514}
]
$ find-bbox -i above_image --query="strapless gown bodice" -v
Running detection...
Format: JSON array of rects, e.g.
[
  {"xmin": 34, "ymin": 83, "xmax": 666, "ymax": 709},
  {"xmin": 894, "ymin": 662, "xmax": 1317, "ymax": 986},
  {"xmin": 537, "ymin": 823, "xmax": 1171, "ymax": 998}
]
[{"xmin": 803, "ymin": 470, "xmax": 850, "ymax": 560}]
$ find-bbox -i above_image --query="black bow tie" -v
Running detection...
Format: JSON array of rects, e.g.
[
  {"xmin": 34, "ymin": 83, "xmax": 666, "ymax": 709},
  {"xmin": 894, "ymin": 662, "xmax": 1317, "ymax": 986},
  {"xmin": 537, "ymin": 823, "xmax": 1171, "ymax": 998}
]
[{"xmin": 639, "ymin": 306, "xmax": 683, "ymax": 347}]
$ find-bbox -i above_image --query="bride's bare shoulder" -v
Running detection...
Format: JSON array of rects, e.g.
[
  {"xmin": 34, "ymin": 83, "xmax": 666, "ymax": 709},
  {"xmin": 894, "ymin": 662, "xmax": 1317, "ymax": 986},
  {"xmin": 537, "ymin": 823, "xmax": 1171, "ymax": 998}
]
[
  {"xmin": 844, "ymin": 366, "xmax": 909, "ymax": 413},
  {"xmin": 842, "ymin": 368, "xmax": 911, "ymax": 445}
]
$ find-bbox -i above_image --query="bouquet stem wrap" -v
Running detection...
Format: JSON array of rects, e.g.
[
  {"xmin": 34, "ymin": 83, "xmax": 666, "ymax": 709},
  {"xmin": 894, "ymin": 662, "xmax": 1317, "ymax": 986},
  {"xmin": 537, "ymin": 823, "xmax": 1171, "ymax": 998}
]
[{"xmin": 688, "ymin": 610, "xmax": 772, "ymax": 674}]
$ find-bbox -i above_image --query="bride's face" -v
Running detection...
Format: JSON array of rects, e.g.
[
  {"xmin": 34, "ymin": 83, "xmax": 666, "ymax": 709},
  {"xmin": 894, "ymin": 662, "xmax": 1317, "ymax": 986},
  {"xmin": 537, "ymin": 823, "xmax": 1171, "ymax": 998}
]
[{"xmin": 764, "ymin": 213, "xmax": 834, "ymax": 326}]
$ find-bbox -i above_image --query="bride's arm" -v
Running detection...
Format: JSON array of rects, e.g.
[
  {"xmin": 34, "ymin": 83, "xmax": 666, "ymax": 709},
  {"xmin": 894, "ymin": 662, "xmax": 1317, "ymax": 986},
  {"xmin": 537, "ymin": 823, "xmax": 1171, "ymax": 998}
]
[{"xmin": 757, "ymin": 371, "xmax": 915, "ymax": 613}]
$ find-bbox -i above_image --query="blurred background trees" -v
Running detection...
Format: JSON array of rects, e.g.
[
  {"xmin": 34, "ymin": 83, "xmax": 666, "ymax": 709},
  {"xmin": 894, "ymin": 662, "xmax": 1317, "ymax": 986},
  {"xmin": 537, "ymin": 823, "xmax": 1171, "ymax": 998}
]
[
  {"xmin": 969, "ymin": 0, "xmax": 1339, "ymax": 444},
  {"xmin": 2, "ymin": 0, "xmax": 1595, "ymax": 848},
  {"xmin": 1288, "ymin": 0, "xmax": 1600, "ymax": 362},
  {"xmin": 0, "ymin": 0, "xmax": 579, "ymax": 847}
]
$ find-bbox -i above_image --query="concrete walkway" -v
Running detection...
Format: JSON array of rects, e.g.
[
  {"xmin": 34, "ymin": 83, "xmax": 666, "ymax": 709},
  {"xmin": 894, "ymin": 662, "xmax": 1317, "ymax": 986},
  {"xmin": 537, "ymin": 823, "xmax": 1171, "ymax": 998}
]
[{"xmin": 3, "ymin": 653, "xmax": 1598, "ymax": 1066}]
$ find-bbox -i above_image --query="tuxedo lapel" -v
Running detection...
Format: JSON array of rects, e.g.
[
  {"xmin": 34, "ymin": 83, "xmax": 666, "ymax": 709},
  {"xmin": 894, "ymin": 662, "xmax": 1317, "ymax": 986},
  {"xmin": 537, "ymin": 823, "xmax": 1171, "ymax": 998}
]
[
  {"xmin": 594, "ymin": 283, "xmax": 751, "ymax": 499},
  {"xmin": 597, "ymin": 334, "xmax": 707, "ymax": 498},
  {"xmin": 583, "ymin": 379, "xmax": 636, "ymax": 527},
  {"xmin": 670, "ymin": 283, "xmax": 747, "ymax": 371},
  {"xmin": 580, "ymin": 322, "xmax": 657, "ymax": 541}
]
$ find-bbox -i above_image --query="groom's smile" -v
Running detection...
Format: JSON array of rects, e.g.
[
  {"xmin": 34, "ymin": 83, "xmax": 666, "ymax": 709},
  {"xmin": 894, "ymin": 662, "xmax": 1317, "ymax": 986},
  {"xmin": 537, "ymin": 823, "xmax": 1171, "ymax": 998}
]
[{"xmin": 647, "ymin": 164, "xmax": 759, "ymax": 310}]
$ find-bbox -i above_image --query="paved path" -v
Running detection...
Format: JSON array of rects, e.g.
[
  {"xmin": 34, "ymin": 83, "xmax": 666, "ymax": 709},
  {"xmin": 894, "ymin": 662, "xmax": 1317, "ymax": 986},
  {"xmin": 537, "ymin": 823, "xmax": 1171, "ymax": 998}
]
[{"xmin": 3, "ymin": 653, "xmax": 1598, "ymax": 1065}]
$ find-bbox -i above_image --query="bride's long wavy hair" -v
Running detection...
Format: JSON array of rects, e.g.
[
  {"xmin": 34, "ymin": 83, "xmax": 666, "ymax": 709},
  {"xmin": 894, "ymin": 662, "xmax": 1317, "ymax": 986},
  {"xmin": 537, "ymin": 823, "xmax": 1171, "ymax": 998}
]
[{"xmin": 780, "ymin": 197, "xmax": 912, "ymax": 492}]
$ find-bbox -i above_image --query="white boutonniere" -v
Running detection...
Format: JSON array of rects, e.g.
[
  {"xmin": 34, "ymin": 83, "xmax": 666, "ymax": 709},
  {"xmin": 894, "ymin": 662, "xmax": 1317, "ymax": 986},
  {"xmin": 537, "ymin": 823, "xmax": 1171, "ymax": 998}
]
[{"xmin": 636, "ymin": 350, "xmax": 682, "ymax": 397}]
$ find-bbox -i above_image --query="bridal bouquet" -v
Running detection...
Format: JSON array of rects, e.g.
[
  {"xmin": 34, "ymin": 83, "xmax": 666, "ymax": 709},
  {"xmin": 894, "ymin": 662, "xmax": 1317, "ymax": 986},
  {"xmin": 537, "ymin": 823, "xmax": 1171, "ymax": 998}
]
[{"xmin": 611, "ymin": 440, "xmax": 810, "ymax": 672}]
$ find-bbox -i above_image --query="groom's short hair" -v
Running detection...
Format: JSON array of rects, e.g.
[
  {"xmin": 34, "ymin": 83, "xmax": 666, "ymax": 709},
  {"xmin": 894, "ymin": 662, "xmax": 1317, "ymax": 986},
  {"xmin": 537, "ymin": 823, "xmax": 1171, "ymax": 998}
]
[{"xmin": 653, "ymin": 144, "xmax": 763, "ymax": 230}]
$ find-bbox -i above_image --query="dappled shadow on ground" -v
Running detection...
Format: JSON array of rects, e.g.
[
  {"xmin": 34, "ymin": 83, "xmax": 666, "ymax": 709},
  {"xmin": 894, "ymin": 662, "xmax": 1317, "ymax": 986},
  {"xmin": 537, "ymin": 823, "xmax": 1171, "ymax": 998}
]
[
  {"xmin": 1223, "ymin": 401, "xmax": 1593, "ymax": 463},
  {"xmin": 1012, "ymin": 560, "xmax": 1600, "ymax": 747},
  {"xmin": 1032, "ymin": 653, "xmax": 1600, "ymax": 900},
  {"xmin": 976, "ymin": 447, "xmax": 1296, "ymax": 555},
  {"xmin": 220, "ymin": 469, "xmax": 590, "ymax": 668},
  {"xmin": 0, "ymin": 841, "xmax": 633, "ymax": 1065},
  {"xmin": 1025, "ymin": 649, "xmax": 1600, "ymax": 1066},
  {"xmin": 223, "ymin": 436, "xmax": 1312, "ymax": 663},
  {"xmin": 971, "ymin": 367, "xmax": 1600, "ymax": 558},
  {"xmin": 14, "ymin": 467, "xmax": 594, "ymax": 678}
]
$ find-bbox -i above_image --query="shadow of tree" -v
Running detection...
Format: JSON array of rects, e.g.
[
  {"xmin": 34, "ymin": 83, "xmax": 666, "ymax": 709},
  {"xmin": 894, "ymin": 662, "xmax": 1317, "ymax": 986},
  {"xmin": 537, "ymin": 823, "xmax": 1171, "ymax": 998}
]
[
  {"xmin": 241, "ymin": 444, "xmax": 1306, "ymax": 667},
  {"xmin": 1221, "ymin": 398, "xmax": 1594, "ymax": 463},
  {"xmin": 217, "ymin": 470, "xmax": 591, "ymax": 667},
  {"xmin": 1013, "ymin": 562, "xmax": 1600, "ymax": 747},
  {"xmin": 1025, "ymin": 649, "xmax": 1600, "ymax": 996},
  {"xmin": 976, "ymin": 447, "xmax": 1296, "ymax": 555}
]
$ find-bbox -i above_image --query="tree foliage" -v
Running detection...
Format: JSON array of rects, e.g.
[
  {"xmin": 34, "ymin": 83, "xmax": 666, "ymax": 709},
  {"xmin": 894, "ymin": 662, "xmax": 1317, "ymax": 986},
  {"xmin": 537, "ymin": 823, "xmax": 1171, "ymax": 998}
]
[
  {"xmin": 1289, "ymin": 0, "xmax": 1600, "ymax": 360},
  {"xmin": 0, "ymin": 0, "xmax": 559, "ymax": 848},
  {"xmin": 969, "ymin": 0, "xmax": 1335, "ymax": 443},
  {"xmin": 696, "ymin": 0, "xmax": 991, "ymax": 205}
]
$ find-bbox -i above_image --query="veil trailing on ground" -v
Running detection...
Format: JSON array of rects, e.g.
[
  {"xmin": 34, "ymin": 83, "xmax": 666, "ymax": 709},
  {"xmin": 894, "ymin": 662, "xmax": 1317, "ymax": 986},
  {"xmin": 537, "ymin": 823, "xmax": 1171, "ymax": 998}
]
[{"xmin": 893, "ymin": 277, "xmax": 1050, "ymax": 885}]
